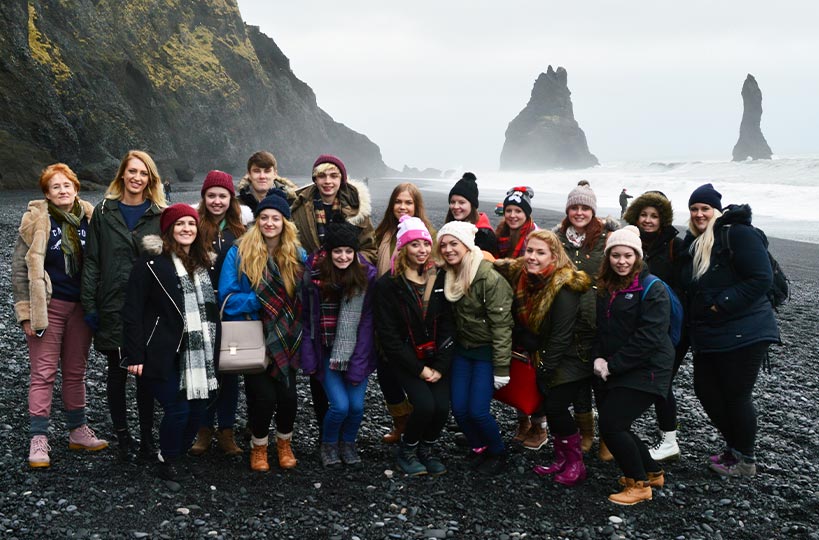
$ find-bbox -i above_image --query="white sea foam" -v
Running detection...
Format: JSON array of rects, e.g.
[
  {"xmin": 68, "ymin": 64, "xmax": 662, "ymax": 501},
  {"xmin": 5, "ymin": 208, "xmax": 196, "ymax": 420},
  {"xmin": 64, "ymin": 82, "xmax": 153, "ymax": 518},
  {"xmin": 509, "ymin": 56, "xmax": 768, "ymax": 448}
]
[{"xmin": 406, "ymin": 157, "xmax": 819, "ymax": 244}]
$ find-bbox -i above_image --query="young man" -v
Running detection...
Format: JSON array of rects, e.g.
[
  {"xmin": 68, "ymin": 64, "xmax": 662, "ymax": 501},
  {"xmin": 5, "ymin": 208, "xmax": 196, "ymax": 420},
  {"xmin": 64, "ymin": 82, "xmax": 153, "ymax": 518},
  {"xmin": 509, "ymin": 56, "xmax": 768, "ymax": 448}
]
[
  {"xmin": 237, "ymin": 151, "xmax": 298, "ymax": 214},
  {"xmin": 81, "ymin": 150, "xmax": 165, "ymax": 462}
]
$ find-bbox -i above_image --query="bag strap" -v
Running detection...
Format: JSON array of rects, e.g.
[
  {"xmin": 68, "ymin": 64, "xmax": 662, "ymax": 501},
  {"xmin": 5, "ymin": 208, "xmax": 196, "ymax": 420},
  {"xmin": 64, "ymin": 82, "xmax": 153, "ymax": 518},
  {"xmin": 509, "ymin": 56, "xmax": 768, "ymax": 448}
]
[
  {"xmin": 219, "ymin": 293, "xmax": 253, "ymax": 321},
  {"xmin": 641, "ymin": 276, "xmax": 660, "ymax": 301}
]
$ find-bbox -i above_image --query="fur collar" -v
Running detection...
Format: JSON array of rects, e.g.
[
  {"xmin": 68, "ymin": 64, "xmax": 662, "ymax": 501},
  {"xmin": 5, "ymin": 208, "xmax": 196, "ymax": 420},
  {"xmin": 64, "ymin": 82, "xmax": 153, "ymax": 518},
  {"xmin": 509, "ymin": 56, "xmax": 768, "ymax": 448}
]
[
  {"xmin": 18, "ymin": 198, "xmax": 95, "ymax": 243},
  {"xmin": 623, "ymin": 192, "xmax": 674, "ymax": 228},
  {"xmin": 293, "ymin": 179, "xmax": 372, "ymax": 227},
  {"xmin": 142, "ymin": 234, "xmax": 164, "ymax": 255}
]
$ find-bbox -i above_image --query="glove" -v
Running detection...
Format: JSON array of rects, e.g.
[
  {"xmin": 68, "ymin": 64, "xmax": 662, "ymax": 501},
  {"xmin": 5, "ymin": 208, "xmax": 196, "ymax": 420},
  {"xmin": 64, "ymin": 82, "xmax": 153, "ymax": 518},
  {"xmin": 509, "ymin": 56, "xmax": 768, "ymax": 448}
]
[
  {"xmin": 535, "ymin": 369, "xmax": 553, "ymax": 397},
  {"xmin": 493, "ymin": 375, "xmax": 510, "ymax": 390},
  {"xmin": 593, "ymin": 357, "xmax": 610, "ymax": 381},
  {"xmin": 83, "ymin": 312, "xmax": 99, "ymax": 333},
  {"xmin": 513, "ymin": 326, "xmax": 540, "ymax": 353}
]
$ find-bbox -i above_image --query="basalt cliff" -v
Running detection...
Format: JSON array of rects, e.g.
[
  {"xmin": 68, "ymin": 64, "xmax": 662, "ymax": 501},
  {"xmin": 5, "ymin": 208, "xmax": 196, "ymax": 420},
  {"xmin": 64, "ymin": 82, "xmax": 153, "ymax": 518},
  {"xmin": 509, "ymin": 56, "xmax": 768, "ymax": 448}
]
[
  {"xmin": 732, "ymin": 74, "xmax": 773, "ymax": 161},
  {"xmin": 0, "ymin": 0, "xmax": 389, "ymax": 188}
]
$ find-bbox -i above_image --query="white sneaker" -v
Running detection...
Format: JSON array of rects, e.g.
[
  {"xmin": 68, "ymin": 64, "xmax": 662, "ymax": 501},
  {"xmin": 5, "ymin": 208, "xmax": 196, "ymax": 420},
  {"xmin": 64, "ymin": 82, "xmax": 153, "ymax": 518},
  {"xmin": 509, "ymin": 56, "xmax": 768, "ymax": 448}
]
[{"xmin": 649, "ymin": 430, "xmax": 680, "ymax": 462}]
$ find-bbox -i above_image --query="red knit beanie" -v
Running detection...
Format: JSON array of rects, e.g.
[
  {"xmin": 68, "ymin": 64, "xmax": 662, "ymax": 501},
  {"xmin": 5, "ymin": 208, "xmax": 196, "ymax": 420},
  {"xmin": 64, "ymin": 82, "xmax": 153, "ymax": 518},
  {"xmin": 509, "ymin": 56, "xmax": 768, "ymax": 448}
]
[
  {"xmin": 161, "ymin": 203, "xmax": 200, "ymax": 234},
  {"xmin": 312, "ymin": 154, "xmax": 347, "ymax": 185},
  {"xmin": 200, "ymin": 170, "xmax": 235, "ymax": 197}
]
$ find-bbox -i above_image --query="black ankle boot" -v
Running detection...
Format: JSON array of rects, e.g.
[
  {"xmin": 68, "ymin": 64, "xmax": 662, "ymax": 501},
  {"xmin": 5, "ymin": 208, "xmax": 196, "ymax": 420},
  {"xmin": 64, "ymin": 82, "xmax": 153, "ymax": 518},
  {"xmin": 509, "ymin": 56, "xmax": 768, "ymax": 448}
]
[
  {"xmin": 139, "ymin": 439, "xmax": 157, "ymax": 462},
  {"xmin": 157, "ymin": 460, "xmax": 178, "ymax": 481},
  {"xmin": 116, "ymin": 430, "xmax": 138, "ymax": 462}
]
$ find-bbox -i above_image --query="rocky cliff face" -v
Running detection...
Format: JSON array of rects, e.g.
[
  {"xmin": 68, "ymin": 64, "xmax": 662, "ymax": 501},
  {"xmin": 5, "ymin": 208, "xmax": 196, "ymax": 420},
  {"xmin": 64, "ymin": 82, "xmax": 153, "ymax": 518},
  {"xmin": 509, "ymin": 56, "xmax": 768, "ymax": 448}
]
[
  {"xmin": 0, "ymin": 0, "xmax": 389, "ymax": 188},
  {"xmin": 732, "ymin": 74, "xmax": 773, "ymax": 161},
  {"xmin": 500, "ymin": 66, "xmax": 598, "ymax": 170}
]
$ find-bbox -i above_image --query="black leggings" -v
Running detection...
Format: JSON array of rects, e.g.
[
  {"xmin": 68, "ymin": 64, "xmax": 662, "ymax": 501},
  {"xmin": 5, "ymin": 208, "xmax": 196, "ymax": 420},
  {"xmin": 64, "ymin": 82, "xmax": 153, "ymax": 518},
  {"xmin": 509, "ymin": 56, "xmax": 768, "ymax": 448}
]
[
  {"xmin": 693, "ymin": 342, "xmax": 767, "ymax": 457},
  {"xmin": 376, "ymin": 350, "xmax": 409, "ymax": 406},
  {"xmin": 598, "ymin": 386, "xmax": 661, "ymax": 481},
  {"xmin": 244, "ymin": 370, "xmax": 298, "ymax": 439},
  {"xmin": 105, "ymin": 350, "xmax": 154, "ymax": 438},
  {"xmin": 392, "ymin": 367, "xmax": 450, "ymax": 445},
  {"xmin": 653, "ymin": 337, "xmax": 689, "ymax": 431},
  {"xmin": 543, "ymin": 379, "xmax": 587, "ymax": 436},
  {"xmin": 310, "ymin": 375, "xmax": 329, "ymax": 435}
]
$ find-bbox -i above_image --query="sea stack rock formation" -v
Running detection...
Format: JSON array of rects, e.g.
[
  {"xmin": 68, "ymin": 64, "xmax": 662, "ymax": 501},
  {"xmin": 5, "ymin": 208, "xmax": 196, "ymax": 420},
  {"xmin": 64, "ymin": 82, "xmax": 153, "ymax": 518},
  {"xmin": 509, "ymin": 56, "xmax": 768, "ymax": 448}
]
[
  {"xmin": 732, "ymin": 74, "xmax": 773, "ymax": 161},
  {"xmin": 0, "ymin": 0, "xmax": 389, "ymax": 188},
  {"xmin": 500, "ymin": 66, "xmax": 598, "ymax": 170}
]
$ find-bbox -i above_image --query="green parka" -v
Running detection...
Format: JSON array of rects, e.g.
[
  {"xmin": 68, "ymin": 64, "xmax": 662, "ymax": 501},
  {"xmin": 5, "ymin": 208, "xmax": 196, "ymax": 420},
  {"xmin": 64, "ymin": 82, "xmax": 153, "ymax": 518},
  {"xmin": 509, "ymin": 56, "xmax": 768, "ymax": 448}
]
[{"xmin": 80, "ymin": 197, "xmax": 162, "ymax": 351}]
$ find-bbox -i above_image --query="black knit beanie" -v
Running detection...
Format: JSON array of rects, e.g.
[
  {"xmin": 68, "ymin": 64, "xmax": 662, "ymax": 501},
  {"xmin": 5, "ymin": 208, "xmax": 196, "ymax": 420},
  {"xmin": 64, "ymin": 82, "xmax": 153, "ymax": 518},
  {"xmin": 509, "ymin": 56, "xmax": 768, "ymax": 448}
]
[
  {"xmin": 448, "ymin": 172, "xmax": 480, "ymax": 209},
  {"xmin": 324, "ymin": 221, "xmax": 360, "ymax": 251}
]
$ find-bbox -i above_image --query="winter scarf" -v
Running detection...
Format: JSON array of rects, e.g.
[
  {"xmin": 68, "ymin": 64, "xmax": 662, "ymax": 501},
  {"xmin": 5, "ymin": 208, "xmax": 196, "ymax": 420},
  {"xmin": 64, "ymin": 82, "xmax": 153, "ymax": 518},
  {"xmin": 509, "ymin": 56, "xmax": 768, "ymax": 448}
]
[
  {"xmin": 256, "ymin": 258, "xmax": 304, "ymax": 386},
  {"xmin": 497, "ymin": 219, "xmax": 537, "ymax": 259},
  {"xmin": 313, "ymin": 191, "xmax": 342, "ymax": 245},
  {"xmin": 329, "ymin": 290, "xmax": 365, "ymax": 372},
  {"xmin": 443, "ymin": 248, "xmax": 485, "ymax": 302},
  {"xmin": 47, "ymin": 200, "xmax": 85, "ymax": 277},
  {"xmin": 514, "ymin": 264, "xmax": 556, "ymax": 328},
  {"xmin": 173, "ymin": 253, "xmax": 218, "ymax": 400},
  {"xmin": 565, "ymin": 226, "xmax": 586, "ymax": 248}
]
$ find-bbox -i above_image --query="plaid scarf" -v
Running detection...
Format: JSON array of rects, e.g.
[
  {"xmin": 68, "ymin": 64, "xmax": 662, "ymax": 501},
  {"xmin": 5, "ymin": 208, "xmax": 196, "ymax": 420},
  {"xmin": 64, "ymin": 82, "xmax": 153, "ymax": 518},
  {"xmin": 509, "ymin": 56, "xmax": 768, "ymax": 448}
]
[
  {"xmin": 313, "ymin": 191, "xmax": 342, "ymax": 245},
  {"xmin": 329, "ymin": 289, "xmax": 365, "ymax": 372},
  {"xmin": 47, "ymin": 200, "xmax": 85, "ymax": 277},
  {"xmin": 172, "ymin": 254, "xmax": 218, "ymax": 400},
  {"xmin": 514, "ymin": 264, "xmax": 556, "ymax": 329},
  {"xmin": 255, "ymin": 258, "xmax": 304, "ymax": 386},
  {"xmin": 497, "ymin": 218, "xmax": 537, "ymax": 259}
]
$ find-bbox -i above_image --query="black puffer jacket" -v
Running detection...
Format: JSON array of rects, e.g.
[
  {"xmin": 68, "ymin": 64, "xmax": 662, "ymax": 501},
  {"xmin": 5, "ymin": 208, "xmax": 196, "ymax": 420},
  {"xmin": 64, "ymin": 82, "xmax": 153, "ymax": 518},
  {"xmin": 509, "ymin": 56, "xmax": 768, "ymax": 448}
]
[
  {"xmin": 373, "ymin": 270, "xmax": 455, "ymax": 378},
  {"xmin": 679, "ymin": 204, "xmax": 780, "ymax": 354},
  {"xmin": 592, "ymin": 270, "xmax": 674, "ymax": 398}
]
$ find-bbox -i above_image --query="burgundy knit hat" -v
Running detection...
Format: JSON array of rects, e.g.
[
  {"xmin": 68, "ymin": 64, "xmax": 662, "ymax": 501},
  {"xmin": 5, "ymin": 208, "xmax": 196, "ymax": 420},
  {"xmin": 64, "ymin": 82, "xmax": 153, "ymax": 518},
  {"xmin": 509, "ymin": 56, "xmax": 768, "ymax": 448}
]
[
  {"xmin": 200, "ymin": 170, "xmax": 235, "ymax": 197},
  {"xmin": 161, "ymin": 203, "xmax": 199, "ymax": 234},
  {"xmin": 312, "ymin": 154, "xmax": 347, "ymax": 185}
]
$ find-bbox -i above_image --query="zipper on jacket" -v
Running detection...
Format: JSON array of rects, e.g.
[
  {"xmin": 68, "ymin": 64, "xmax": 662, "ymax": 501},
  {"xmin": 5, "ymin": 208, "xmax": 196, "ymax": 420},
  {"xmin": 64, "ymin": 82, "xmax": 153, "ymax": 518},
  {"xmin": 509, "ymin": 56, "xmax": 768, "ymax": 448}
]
[
  {"xmin": 146, "ymin": 261, "xmax": 186, "ymax": 352},
  {"xmin": 146, "ymin": 316, "xmax": 160, "ymax": 346}
]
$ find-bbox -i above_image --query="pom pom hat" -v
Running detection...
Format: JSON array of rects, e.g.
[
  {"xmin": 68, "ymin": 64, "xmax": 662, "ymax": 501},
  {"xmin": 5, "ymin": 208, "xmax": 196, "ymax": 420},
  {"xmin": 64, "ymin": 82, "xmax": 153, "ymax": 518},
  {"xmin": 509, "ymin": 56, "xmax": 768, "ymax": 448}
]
[
  {"xmin": 448, "ymin": 172, "xmax": 480, "ymax": 209},
  {"xmin": 395, "ymin": 215, "xmax": 433, "ymax": 251},
  {"xmin": 566, "ymin": 183, "xmax": 597, "ymax": 213},
  {"xmin": 503, "ymin": 186, "xmax": 534, "ymax": 218}
]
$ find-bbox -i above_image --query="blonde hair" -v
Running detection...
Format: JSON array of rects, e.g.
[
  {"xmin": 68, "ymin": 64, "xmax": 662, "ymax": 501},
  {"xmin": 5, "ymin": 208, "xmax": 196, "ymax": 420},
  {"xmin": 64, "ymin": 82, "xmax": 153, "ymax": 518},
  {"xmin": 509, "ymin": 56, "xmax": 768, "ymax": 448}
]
[
  {"xmin": 526, "ymin": 229, "xmax": 575, "ymax": 271},
  {"xmin": 312, "ymin": 162, "xmax": 340, "ymax": 179},
  {"xmin": 689, "ymin": 208, "xmax": 723, "ymax": 281},
  {"xmin": 438, "ymin": 236, "xmax": 479, "ymax": 296},
  {"xmin": 106, "ymin": 150, "xmax": 167, "ymax": 207},
  {"xmin": 237, "ymin": 218, "xmax": 303, "ymax": 297},
  {"xmin": 392, "ymin": 240, "xmax": 433, "ymax": 277}
]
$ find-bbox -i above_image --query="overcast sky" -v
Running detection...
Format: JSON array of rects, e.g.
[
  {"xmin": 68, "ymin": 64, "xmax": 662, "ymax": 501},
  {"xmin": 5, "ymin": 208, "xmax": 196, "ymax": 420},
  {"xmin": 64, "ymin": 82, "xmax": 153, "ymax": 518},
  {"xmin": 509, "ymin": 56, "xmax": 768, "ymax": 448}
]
[{"xmin": 236, "ymin": 1, "xmax": 819, "ymax": 171}]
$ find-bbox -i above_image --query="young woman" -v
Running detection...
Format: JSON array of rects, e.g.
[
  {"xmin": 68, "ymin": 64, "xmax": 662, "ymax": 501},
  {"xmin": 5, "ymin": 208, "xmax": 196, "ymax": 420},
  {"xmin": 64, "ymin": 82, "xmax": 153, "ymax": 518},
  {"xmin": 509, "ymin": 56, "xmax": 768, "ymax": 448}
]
[
  {"xmin": 373, "ymin": 183, "xmax": 437, "ymax": 444},
  {"xmin": 13, "ymin": 163, "xmax": 108, "ymax": 468},
  {"xmin": 374, "ymin": 216, "xmax": 454, "ymax": 476},
  {"xmin": 438, "ymin": 221, "xmax": 514, "ymax": 475},
  {"xmin": 122, "ymin": 204, "xmax": 220, "ymax": 480},
  {"xmin": 495, "ymin": 186, "xmax": 538, "ymax": 259},
  {"xmin": 592, "ymin": 225, "xmax": 673, "ymax": 505},
  {"xmin": 680, "ymin": 184, "xmax": 779, "ymax": 477},
  {"xmin": 554, "ymin": 181, "xmax": 618, "ymax": 457},
  {"xmin": 622, "ymin": 191, "xmax": 687, "ymax": 462},
  {"xmin": 494, "ymin": 230, "xmax": 592, "ymax": 486},
  {"xmin": 81, "ymin": 150, "xmax": 165, "ymax": 461},
  {"xmin": 189, "ymin": 170, "xmax": 247, "ymax": 457},
  {"xmin": 445, "ymin": 172, "xmax": 498, "ymax": 257},
  {"xmin": 302, "ymin": 221, "xmax": 377, "ymax": 469},
  {"xmin": 218, "ymin": 190, "xmax": 306, "ymax": 472}
]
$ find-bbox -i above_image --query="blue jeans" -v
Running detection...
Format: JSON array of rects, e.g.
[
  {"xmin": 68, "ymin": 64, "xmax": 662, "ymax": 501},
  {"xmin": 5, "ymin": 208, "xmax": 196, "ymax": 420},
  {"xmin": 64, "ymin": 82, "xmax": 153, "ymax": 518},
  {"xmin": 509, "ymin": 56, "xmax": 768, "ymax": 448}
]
[
  {"xmin": 450, "ymin": 354, "xmax": 505, "ymax": 455},
  {"xmin": 201, "ymin": 373, "xmax": 239, "ymax": 430},
  {"xmin": 148, "ymin": 371, "xmax": 207, "ymax": 460},
  {"xmin": 320, "ymin": 356, "xmax": 368, "ymax": 444}
]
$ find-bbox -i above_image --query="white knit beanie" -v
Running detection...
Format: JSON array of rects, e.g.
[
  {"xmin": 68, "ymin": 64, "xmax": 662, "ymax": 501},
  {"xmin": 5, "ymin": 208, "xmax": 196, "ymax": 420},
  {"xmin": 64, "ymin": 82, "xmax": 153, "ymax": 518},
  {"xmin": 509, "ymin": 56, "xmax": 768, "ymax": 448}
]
[
  {"xmin": 437, "ymin": 221, "xmax": 478, "ymax": 251},
  {"xmin": 605, "ymin": 225, "xmax": 643, "ymax": 258}
]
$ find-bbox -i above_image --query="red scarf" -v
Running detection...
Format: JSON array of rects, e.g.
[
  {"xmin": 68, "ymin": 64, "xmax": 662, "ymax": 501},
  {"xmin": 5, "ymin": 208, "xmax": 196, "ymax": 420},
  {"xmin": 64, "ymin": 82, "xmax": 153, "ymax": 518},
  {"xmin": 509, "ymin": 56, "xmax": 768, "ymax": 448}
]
[{"xmin": 497, "ymin": 219, "xmax": 537, "ymax": 259}]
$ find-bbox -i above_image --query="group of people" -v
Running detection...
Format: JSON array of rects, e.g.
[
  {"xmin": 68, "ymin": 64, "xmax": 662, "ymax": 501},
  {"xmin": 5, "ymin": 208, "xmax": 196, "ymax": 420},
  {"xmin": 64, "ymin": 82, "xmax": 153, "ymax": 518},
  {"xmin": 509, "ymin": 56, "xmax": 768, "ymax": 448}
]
[{"xmin": 12, "ymin": 149, "xmax": 780, "ymax": 505}]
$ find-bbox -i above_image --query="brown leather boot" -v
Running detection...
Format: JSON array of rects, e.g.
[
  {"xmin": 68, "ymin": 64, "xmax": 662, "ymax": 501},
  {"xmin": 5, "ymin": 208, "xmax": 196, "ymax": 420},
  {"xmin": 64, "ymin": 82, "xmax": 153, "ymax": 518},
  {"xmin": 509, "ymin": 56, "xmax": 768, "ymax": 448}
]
[
  {"xmin": 189, "ymin": 427, "xmax": 213, "ymax": 456},
  {"xmin": 216, "ymin": 428, "xmax": 243, "ymax": 456},
  {"xmin": 276, "ymin": 435, "xmax": 297, "ymax": 469},
  {"xmin": 522, "ymin": 422, "xmax": 549, "ymax": 450},
  {"xmin": 512, "ymin": 417, "xmax": 532, "ymax": 443},
  {"xmin": 250, "ymin": 443, "xmax": 270, "ymax": 472},
  {"xmin": 598, "ymin": 439, "xmax": 614, "ymax": 462},
  {"xmin": 382, "ymin": 400, "xmax": 413, "ymax": 444},
  {"xmin": 574, "ymin": 412, "xmax": 595, "ymax": 453},
  {"xmin": 619, "ymin": 470, "xmax": 664, "ymax": 488},
  {"xmin": 608, "ymin": 478, "xmax": 652, "ymax": 505}
]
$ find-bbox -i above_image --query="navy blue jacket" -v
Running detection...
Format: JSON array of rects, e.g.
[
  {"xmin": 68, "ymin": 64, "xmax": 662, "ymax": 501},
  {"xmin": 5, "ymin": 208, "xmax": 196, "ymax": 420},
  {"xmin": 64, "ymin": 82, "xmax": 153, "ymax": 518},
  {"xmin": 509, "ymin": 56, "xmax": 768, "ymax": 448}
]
[{"xmin": 680, "ymin": 204, "xmax": 780, "ymax": 353}]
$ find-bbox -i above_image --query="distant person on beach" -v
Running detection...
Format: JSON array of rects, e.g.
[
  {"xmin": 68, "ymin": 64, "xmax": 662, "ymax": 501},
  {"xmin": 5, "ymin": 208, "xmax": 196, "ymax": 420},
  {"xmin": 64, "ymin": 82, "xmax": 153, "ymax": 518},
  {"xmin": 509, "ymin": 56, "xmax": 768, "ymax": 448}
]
[
  {"xmin": 236, "ymin": 151, "xmax": 298, "ymax": 217},
  {"xmin": 622, "ymin": 191, "xmax": 688, "ymax": 463},
  {"xmin": 438, "ymin": 221, "xmax": 513, "ymax": 475},
  {"xmin": 680, "ymin": 183, "xmax": 780, "ymax": 477},
  {"xmin": 163, "ymin": 180, "xmax": 172, "ymax": 202},
  {"xmin": 555, "ymin": 182, "xmax": 619, "ymax": 458},
  {"xmin": 122, "ymin": 204, "xmax": 220, "ymax": 481},
  {"xmin": 619, "ymin": 188, "xmax": 633, "ymax": 218},
  {"xmin": 301, "ymin": 221, "xmax": 377, "ymax": 469},
  {"xmin": 81, "ymin": 150, "xmax": 165, "ymax": 462},
  {"xmin": 13, "ymin": 163, "xmax": 109, "ymax": 468},
  {"xmin": 188, "ymin": 171, "xmax": 247, "ymax": 458},
  {"xmin": 373, "ymin": 183, "xmax": 437, "ymax": 445},
  {"xmin": 291, "ymin": 155, "xmax": 377, "ymax": 436},
  {"xmin": 374, "ymin": 215, "xmax": 453, "ymax": 476},
  {"xmin": 593, "ymin": 225, "xmax": 673, "ymax": 505},
  {"xmin": 494, "ymin": 230, "xmax": 592, "ymax": 486},
  {"xmin": 218, "ymin": 190, "xmax": 306, "ymax": 472},
  {"xmin": 445, "ymin": 172, "xmax": 498, "ymax": 258}
]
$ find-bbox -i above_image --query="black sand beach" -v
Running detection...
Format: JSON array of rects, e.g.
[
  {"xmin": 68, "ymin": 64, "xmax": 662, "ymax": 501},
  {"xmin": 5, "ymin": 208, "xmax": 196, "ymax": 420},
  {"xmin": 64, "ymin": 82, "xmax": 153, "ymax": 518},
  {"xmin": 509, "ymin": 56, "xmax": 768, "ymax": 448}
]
[{"xmin": 1, "ymin": 180, "xmax": 817, "ymax": 539}]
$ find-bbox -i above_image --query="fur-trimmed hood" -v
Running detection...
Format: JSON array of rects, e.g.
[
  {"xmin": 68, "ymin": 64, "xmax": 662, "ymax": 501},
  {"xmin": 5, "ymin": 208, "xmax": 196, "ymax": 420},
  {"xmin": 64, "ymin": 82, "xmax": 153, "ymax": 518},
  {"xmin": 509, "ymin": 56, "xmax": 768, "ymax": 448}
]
[
  {"xmin": 237, "ymin": 173, "xmax": 298, "ymax": 193},
  {"xmin": 623, "ymin": 192, "xmax": 674, "ymax": 229},
  {"xmin": 292, "ymin": 178, "xmax": 372, "ymax": 227}
]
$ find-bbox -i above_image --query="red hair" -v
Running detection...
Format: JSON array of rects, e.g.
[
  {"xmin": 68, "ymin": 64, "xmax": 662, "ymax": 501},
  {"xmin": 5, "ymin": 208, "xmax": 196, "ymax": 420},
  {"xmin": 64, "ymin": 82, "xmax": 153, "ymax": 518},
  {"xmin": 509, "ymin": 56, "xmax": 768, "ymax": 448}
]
[{"xmin": 39, "ymin": 163, "xmax": 80, "ymax": 194}]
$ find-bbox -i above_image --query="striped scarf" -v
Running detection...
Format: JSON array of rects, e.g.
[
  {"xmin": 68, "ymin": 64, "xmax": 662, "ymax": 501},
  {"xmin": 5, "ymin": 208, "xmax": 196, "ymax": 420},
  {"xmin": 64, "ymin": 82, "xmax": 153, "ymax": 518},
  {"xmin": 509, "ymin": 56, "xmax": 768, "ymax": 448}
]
[
  {"xmin": 497, "ymin": 219, "xmax": 537, "ymax": 259},
  {"xmin": 514, "ymin": 264, "xmax": 556, "ymax": 329},
  {"xmin": 173, "ymin": 254, "xmax": 218, "ymax": 400},
  {"xmin": 255, "ymin": 258, "xmax": 304, "ymax": 386},
  {"xmin": 313, "ymin": 191, "xmax": 342, "ymax": 245}
]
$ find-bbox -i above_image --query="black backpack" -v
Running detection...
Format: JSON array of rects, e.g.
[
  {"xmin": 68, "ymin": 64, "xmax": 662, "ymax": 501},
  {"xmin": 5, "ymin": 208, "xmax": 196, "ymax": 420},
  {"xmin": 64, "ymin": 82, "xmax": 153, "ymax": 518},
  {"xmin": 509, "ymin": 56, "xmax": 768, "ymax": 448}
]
[{"xmin": 720, "ymin": 224, "xmax": 789, "ymax": 310}]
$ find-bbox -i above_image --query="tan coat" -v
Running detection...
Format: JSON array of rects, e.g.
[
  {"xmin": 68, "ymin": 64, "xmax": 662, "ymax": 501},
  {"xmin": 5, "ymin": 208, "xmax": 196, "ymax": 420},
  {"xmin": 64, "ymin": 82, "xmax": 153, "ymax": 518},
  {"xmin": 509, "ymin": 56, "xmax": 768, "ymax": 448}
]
[{"xmin": 12, "ymin": 198, "xmax": 95, "ymax": 331}]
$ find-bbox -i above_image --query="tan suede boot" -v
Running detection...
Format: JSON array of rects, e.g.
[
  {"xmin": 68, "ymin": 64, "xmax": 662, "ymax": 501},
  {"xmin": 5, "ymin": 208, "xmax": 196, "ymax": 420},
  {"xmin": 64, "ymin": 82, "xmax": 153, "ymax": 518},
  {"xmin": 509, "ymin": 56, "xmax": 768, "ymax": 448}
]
[
  {"xmin": 522, "ymin": 422, "xmax": 549, "ymax": 450},
  {"xmin": 250, "ymin": 442, "xmax": 270, "ymax": 472},
  {"xmin": 619, "ymin": 470, "xmax": 664, "ymax": 488},
  {"xmin": 608, "ymin": 478, "xmax": 652, "ymax": 505},
  {"xmin": 512, "ymin": 417, "xmax": 532, "ymax": 443},
  {"xmin": 189, "ymin": 427, "xmax": 214, "ymax": 456},
  {"xmin": 382, "ymin": 400, "xmax": 413, "ymax": 444},
  {"xmin": 276, "ymin": 434, "xmax": 297, "ymax": 469},
  {"xmin": 598, "ymin": 439, "xmax": 614, "ymax": 462},
  {"xmin": 216, "ymin": 428, "xmax": 243, "ymax": 455},
  {"xmin": 574, "ymin": 411, "xmax": 595, "ymax": 453}
]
